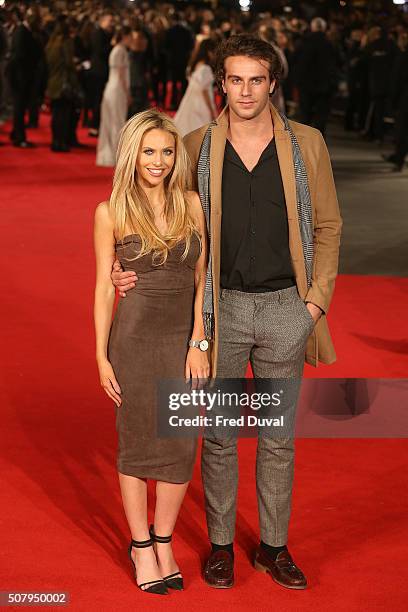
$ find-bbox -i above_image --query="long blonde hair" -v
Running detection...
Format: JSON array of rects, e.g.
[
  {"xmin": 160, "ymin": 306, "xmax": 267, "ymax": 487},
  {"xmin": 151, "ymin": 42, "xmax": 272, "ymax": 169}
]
[{"xmin": 109, "ymin": 108, "xmax": 197, "ymax": 265}]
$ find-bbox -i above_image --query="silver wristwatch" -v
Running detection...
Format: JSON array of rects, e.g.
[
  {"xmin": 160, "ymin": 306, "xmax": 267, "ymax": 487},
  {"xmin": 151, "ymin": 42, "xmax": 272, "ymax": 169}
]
[{"xmin": 188, "ymin": 338, "xmax": 209, "ymax": 352}]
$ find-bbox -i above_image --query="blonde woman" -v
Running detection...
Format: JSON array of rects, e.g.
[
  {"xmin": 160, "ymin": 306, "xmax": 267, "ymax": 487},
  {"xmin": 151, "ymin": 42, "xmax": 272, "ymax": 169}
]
[{"xmin": 94, "ymin": 109, "xmax": 209, "ymax": 595}]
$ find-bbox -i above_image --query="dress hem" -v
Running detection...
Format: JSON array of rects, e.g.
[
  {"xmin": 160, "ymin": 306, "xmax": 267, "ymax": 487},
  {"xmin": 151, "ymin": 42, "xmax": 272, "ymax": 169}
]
[{"xmin": 117, "ymin": 465, "xmax": 193, "ymax": 484}]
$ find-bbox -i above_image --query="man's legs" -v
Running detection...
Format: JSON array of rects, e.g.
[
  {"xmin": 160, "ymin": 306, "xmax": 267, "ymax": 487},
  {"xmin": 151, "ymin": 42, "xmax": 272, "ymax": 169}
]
[
  {"xmin": 11, "ymin": 87, "xmax": 27, "ymax": 144},
  {"xmin": 201, "ymin": 289, "xmax": 253, "ymax": 545},
  {"xmin": 313, "ymin": 93, "xmax": 332, "ymax": 137},
  {"xmin": 298, "ymin": 89, "xmax": 314, "ymax": 127},
  {"xmin": 372, "ymin": 95, "xmax": 386, "ymax": 142},
  {"xmin": 250, "ymin": 287, "xmax": 313, "ymax": 547},
  {"xmin": 394, "ymin": 93, "xmax": 408, "ymax": 169}
]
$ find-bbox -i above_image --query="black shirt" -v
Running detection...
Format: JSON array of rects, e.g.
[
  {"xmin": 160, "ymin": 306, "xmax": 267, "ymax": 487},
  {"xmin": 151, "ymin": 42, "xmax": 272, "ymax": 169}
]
[{"xmin": 220, "ymin": 138, "xmax": 295, "ymax": 292}]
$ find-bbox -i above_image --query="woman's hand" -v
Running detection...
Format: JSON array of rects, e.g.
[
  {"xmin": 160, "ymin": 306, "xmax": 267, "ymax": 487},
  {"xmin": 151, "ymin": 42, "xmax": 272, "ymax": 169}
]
[
  {"xmin": 185, "ymin": 347, "xmax": 210, "ymax": 389},
  {"xmin": 98, "ymin": 358, "xmax": 122, "ymax": 407}
]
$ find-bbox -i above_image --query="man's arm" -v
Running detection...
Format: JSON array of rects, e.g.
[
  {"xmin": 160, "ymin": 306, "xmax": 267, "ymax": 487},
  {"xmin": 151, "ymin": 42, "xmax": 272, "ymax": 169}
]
[{"xmin": 305, "ymin": 133, "xmax": 342, "ymax": 314}]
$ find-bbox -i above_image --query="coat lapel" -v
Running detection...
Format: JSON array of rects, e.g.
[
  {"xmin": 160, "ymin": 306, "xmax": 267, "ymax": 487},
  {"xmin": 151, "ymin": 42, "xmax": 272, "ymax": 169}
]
[
  {"xmin": 209, "ymin": 107, "xmax": 228, "ymax": 307},
  {"xmin": 208, "ymin": 107, "xmax": 228, "ymax": 375},
  {"xmin": 271, "ymin": 104, "xmax": 308, "ymax": 294}
]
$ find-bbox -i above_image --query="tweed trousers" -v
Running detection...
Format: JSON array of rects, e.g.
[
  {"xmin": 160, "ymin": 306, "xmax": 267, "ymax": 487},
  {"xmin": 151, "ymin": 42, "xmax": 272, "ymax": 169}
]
[{"xmin": 201, "ymin": 286, "xmax": 314, "ymax": 546}]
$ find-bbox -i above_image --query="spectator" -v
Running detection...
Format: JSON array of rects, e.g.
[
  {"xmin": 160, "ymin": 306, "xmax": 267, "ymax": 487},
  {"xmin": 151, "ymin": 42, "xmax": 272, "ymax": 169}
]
[
  {"xmin": 128, "ymin": 25, "xmax": 149, "ymax": 116},
  {"xmin": 383, "ymin": 41, "xmax": 408, "ymax": 171},
  {"xmin": 174, "ymin": 37, "xmax": 217, "ymax": 136},
  {"xmin": 344, "ymin": 26, "xmax": 366, "ymax": 131},
  {"xmin": 294, "ymin": 17, "xmax": 338, "ymax": 135},
  {"xmin": 45, "ymin": 16, "xmax": 80, "ymax": 152},
  {"xmin": 96, "ymin": 26, "xmax": 133, "ymax": 167},
  {"xmin": 0, "ymin": 14, "xmax": 9, "ymax": 117},
  {"xmin": 89, "ymin": 12, "xmax": 114, "ymax": 137},
  {"xmin": 7, "ymin": 9, "xmax": 42, "ymax": 147},
  {"xmin": 258, "ymin": 25, "xmax": 287, "ymax": 113},
  {"xmin": 363, "ymin": 26, "xmax": 397, "ymax": 143},
  {"xmin": 165, "ymin": 12, "xmax": 195, "ymax": 110},
  {"xmin": 150, "ymin": 14, "xmax": 169, "ymax": 107}
]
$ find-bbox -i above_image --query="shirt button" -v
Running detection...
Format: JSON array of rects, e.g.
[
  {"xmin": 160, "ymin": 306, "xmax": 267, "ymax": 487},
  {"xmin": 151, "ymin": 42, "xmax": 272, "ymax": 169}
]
[{"xmin": 251, "ymin": 229, "xmax": 256, "ymax": 235}]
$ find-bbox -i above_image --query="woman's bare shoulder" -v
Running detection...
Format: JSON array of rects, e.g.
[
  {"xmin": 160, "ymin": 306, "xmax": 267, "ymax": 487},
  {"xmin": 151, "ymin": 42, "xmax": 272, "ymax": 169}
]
[
  {"xmin": 185, "ymin": 190, "xmax": 201, "ymax": 209},
  {"xmin": 94, "ymin": 201, "xmax": 114, "ymax": 229},
  {"xmin": 186, "ymin": 191, "xmax": 205, "ymax": 227}
]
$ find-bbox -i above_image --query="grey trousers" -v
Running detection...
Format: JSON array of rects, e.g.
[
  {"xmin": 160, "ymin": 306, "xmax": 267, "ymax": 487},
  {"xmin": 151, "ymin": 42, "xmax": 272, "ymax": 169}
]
[{"xmin": 201, "ymin": 286, "xmax": 314, "ymax": 546}]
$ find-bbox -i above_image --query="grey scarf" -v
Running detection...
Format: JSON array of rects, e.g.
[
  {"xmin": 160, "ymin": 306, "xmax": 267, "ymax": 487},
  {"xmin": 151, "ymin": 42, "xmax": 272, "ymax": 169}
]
[{"xmin": 197, "ymin": 112, "xmax": 314, "ymax": 340}]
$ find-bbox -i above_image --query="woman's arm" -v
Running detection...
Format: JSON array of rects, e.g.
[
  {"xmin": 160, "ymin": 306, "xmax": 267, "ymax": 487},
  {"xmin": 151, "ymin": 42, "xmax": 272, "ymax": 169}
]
[
  {"xmin": 185, "ymin": 191, "xmax": 210, "ymax": 381},
  {"xmin": 117, "ymin": 47, "xmax": 130, "ymax": 103},
  {"xmin": 94, "ymin": 202, "xmax": 122, "ymax": 406},
  {"xmin": 118, "ymin": 63, "xmax": 130, "ymax": 102},
  {"xmin": 203, "ymin": 87, "xmax": 218, "ymax": 120},
  {"xmin": 199, "ymin": 65, "xmax": 217, "ymax": 120}
]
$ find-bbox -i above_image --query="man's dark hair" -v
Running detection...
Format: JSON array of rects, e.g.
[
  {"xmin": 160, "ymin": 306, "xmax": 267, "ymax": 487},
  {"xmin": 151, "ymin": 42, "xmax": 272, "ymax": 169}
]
[{"xmin": 214, "ymin": 33, "xmax": 283, "ymax": 91}]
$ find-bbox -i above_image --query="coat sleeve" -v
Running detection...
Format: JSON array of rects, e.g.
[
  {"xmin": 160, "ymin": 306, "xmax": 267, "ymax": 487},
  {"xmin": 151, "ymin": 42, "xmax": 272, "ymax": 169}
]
[
  {"xmin": 183, "ymin": 132, "xmax": 200, "ymax": 192},
  {"xmin": 305, "ymin": 132, "xmax": 342, "ymax": 314}
]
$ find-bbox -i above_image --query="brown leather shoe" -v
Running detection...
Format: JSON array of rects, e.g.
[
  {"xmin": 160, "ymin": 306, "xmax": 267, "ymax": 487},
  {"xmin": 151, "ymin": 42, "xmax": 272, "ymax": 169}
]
[
  {"xmin": 254, "ymin": 547, "xmax": 307, "ymax": 589},
  {"xmin": 203, "ymin": 550, "xmax": 234, "ymax": 589}
]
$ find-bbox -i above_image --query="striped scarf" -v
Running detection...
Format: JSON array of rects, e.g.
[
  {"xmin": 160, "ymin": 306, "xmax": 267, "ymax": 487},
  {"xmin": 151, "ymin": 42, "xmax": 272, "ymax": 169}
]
[{"xmin": 197, "ymin": 112, "xmax": 314, "ymax": 340}]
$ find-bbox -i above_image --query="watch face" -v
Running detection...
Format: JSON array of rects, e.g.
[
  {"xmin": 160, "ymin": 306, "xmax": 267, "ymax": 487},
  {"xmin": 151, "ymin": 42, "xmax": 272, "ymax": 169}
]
[{"xmin": 199, "ymin": 340, "xmax": 209, "ymax": 351}]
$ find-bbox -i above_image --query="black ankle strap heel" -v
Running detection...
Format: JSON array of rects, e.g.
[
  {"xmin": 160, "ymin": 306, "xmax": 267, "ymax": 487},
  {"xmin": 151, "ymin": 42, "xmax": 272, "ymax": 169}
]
[
  {"xmin": 128, "ymin": 537, "xmax": 168, "ymax": 595},
  {"xmin": 149, "ymin": 525, "xmax": 184, "ymax": 591}
]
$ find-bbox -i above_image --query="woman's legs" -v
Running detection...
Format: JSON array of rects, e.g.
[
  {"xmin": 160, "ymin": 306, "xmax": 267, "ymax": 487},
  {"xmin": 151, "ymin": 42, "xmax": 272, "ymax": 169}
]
[
  {"xmin": 118, "ymin": 472, "xmax": 163, "ymax": 590},
  {"xmin": 153, "ymin": 481, "xmax": 189, "ymax": 578}
]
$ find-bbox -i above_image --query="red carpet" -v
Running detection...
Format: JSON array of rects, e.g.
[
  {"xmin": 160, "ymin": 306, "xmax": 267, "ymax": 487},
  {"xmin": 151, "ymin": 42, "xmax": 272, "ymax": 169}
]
[{"xmin": 1, "ymin": 117, "xmax": 408, "ymax": 611}]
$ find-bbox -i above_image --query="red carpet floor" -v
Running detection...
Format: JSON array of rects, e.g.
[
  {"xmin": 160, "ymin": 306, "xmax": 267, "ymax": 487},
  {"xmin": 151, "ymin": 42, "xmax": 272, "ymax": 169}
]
[{"xmin": 1, "ymin": 118, "xmax": 408, "ymax": 611}]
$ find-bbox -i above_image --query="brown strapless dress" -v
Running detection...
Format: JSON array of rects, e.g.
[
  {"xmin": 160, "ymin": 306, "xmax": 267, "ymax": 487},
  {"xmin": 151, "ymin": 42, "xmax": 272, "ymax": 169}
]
[{"xmin": 108, "ymin": 232, "xmax": 201, "ymax": 483}]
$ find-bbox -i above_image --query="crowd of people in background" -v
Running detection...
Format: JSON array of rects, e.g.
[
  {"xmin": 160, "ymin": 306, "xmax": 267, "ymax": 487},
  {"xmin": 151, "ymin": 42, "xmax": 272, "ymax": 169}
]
[{"xmin": 0, "ymin": 1, "xmax": 407, "ymax": 171}]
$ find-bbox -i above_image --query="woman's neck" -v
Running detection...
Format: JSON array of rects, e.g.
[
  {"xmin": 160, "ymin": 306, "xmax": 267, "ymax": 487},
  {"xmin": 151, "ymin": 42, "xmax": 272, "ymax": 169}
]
[{"xmin": 140, "ymin": 181, "xmax": 166, "ymax": 214}]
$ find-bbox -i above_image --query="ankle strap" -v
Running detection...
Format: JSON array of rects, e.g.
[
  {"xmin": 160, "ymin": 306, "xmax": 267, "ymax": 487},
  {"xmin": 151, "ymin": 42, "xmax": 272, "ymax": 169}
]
[
  {"xmin": 130, "ymin": 537, "xmax": 152, "ymax": 548},
  {"xmin": 153, "ymin": 534, "xmax": 172, "ymax": 543},
  {"xmin": 149, "ymin": 524, "xmax": 172, "ymax": 543}
]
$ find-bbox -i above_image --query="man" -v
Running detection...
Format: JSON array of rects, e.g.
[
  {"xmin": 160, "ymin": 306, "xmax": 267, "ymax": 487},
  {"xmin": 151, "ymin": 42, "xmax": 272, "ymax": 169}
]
[
  {"xmin": 294, "ymin": 17, "xmax": 338, "ymax": 136},
  {"xmin": 344, "ymin": 26, "xmax": 366, "ymax": 132},
  {"xmin": 111, "ymin": 34, "xmax": 342, "ymax": 590},
  {"xmin": 165, "ymin": 12, "xmax": 195, "ymax": 110},
  {"xmin": 89, "ymin": 12, "xmax": 114, "ymax": 136},
  {"xmin": 363, "ymin": 26, "xmax": 397, "ymax": 142},
  {"xmin": 6, "ymin": 9, "xmax": 42, "ymax": 147},
  {"xmin": 382, "ymin": 41, "xmax": 408, "ymax": 172}
]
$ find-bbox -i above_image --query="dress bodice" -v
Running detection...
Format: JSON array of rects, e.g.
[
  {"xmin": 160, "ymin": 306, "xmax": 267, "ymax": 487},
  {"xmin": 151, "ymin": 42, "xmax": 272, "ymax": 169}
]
[{"xmin": 115, "ymin": 232, "xmax": 201, "ymax": 294}]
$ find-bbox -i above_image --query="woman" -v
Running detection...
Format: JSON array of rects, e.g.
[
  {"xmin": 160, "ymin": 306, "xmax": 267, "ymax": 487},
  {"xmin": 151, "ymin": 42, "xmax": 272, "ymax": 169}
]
[
  {"xmin": 94, "ymin": 109, "xmax": 209, "ymax": 595},
  {"xmin": 45, "ymin": 15, "xmax": 80, "ymax": 152},
  {"xmin": 174, "ymin": 38, "xmax": 218, "ymax": 137},
  {"xmin": 96, "ymin": 26, "xmax": 133, "ymax": 167}
]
